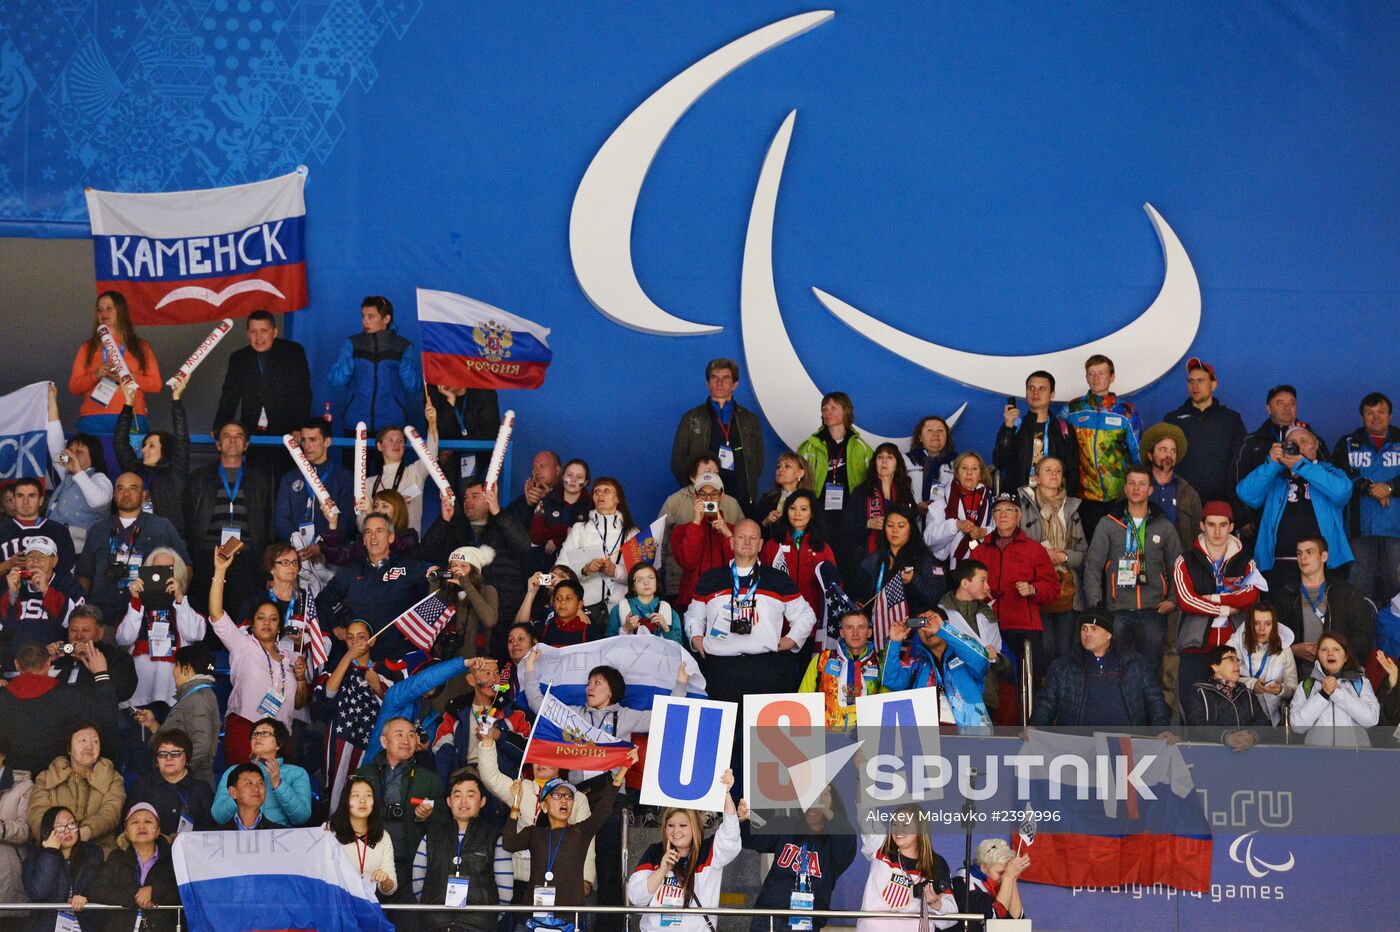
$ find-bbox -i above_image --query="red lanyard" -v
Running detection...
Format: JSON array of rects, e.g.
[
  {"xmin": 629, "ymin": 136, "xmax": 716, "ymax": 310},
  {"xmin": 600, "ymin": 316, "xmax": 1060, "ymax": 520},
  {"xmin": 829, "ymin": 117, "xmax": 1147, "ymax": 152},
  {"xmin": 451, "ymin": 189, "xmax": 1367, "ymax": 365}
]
[{"xmin": 356, "ymin": 835, "xmax": 369, "ymax": 875}]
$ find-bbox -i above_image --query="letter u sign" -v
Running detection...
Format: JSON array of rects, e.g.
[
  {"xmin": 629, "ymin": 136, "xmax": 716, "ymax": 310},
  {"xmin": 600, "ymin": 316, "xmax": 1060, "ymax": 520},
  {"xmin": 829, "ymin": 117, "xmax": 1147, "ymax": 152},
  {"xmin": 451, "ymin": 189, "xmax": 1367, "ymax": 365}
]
[{"xmin": 641, "ymin": 696, "xmax": 738, "ymax": 813}]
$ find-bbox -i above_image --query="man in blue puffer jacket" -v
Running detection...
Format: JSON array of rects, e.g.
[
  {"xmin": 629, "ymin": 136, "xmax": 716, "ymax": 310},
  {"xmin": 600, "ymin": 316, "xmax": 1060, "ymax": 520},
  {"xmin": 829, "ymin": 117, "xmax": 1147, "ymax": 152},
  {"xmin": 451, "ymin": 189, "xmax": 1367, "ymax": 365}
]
[
  {"xmin": 881, "ymin": 606, "xmax": 991, "ymax": 733},
  {"xmin": 327, "ymin": 295, "xmax": 422, "ymax": 433},
  {"xmin": 1236, "ymin": 424, "xmax": 1353, "ymax": 591}
]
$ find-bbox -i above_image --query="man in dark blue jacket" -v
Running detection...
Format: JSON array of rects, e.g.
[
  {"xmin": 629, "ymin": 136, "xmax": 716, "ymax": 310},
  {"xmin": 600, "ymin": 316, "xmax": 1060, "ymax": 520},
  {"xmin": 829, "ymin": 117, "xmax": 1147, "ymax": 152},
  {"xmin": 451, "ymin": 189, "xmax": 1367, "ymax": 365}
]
[
  {"xmin": 1162, "ymin": 358, "xmax": 1247, "ymax": 507},
  {"xmin": 315, "ymin": 514, "xmax": 431, "ymax": 662},
  {"xmin": 327, "ymin": 296, "xmax": 422, "ymax": 435},
  {"xmin": 274, "ymin": 420, "xmax": 355, "ymax": 579},
  {"xmin": 1030, "ymin": 609, "xmax": 1170, "ymax": 727},
  {"xmin": 1330, "ymin": 391, "xmax": 1400, "ymax": 605}
]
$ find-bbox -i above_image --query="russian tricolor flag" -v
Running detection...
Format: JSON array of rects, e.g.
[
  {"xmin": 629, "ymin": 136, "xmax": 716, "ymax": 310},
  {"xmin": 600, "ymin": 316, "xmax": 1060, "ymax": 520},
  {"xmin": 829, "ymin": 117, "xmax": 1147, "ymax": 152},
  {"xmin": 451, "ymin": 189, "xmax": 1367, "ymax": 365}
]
[
  {"xmin": 86, "ymin": 169, "xmax": 309, "ymax": 326},
  {"xmin": 417, "ymin": 288, "xmax": 553, "ymax": 389},
  {"xmin": 172, "ymin": 828, "xmax": 394, "ymax": 932},
  {"xmin": 523, "ymin": 685, "xmax": 636, "ymax": 772},
  {"xmin": 1016, "ymin": 730, "xmax": 1213, "ymax": 893}
]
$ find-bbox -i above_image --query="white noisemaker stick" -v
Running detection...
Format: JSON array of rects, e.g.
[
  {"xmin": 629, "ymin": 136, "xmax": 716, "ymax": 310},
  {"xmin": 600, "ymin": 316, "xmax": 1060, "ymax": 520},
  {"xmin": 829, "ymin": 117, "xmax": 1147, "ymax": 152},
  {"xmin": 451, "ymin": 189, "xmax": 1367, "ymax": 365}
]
[
  {"xmin": 405, "ymin": 425, "xmax": 454, "ymax": 507},
  {"xmin": 97, "ymin": 325, "xmax": 135, "ymax": 384},
  {"xmin": 484, "ymin": 410, "xmax": 515, "ymax": 491},
  {"xmin": 166, "ymin": 318, "xmax": 233, "ymax": 388},
  {"xmin": 282, "ymin": 433, "xmax": 339, "ymax": 519},
  {"xmin": 354, "ymin": 421, "xmax": 368, "ymax": 506}
]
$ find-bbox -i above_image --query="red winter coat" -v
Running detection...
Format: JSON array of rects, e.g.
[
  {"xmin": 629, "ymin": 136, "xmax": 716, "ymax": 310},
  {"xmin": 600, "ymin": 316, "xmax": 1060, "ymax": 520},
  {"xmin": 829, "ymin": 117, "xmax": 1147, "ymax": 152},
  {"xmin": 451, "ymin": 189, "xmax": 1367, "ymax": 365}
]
[
  {"xmin": 761, "ymin": 534, "xmax": 838, "ymax": 620},
  {"xmin": 979, "ymin": 529, "xmax": 1060, "ymax": 633},
  {"xmin": 671, "ymin": 519, "xmax": 735, "ymax": 610}
]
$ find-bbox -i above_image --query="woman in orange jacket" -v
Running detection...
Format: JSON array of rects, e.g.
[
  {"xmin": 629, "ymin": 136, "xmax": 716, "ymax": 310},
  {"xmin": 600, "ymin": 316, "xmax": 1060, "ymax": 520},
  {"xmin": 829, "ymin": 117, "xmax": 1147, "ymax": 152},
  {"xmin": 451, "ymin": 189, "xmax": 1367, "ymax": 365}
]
[{"xmin": 68, "ymin": 291, "xmax": 161, "ymax": 434}]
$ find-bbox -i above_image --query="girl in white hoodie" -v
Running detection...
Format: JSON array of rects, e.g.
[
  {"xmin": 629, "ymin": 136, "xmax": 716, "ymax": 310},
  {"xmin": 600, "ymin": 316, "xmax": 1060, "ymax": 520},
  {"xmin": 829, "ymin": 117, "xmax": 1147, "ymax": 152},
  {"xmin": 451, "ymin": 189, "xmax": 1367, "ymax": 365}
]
[
  {"xmin": 1226, "ymin": 602, "xmax": 1297, "ymax": 725},
  {"xmin": 1290, "ymin": 630, "xmax": 1380, "ymax": 747}
]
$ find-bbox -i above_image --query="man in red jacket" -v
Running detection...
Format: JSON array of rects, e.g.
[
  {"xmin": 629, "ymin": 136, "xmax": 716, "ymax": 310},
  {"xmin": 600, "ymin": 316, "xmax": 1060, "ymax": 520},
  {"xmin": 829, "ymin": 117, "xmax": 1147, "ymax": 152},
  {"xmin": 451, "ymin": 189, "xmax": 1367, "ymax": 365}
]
[
  {"xmin": 979, "ymin": 493, "xmax": 1061, "ymax": 681},
  {"xmin": 670, "ymin": 472, "xmax": 735, "ymax": 610}
]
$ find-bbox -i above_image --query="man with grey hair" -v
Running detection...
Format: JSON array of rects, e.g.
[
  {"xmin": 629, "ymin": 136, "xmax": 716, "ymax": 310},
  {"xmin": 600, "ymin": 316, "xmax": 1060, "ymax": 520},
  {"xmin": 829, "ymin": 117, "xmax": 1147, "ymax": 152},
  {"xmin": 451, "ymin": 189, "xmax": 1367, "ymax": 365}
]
[{"xmin": 670, "ymin": 358, "xmax": 764, "ymax": 517}]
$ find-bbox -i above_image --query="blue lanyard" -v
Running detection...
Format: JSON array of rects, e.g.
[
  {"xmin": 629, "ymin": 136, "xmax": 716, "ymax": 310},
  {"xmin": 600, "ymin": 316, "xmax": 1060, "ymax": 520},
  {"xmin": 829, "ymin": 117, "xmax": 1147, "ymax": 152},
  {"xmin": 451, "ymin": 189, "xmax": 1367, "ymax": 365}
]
[
  {"xmin": 273, "ymin": 589, "xmax": 297, "ymax": 620},
  {"xmin": 303, "ymin": 463, "xmax": 328, "ymax": 519},
  {"xmin": 181, "ymin": 683, "xmax": 213, "ymax": 701},
  {"xmin": 1302, "ymin": 583, "xmax": 1327, "ymax": 618},
  {"xmin": 544, "ymin": 827, "xmax": 566, "ymax": 880},
  {"xmin": 593, "ymin": 514, "xmax": 621, "ymax": 558},
  {"xmin": 219, "ymin": 466, "xmax": 244, "ymax": 521},
  {"xmin": 1124, "ymin": 517, "xmax": 1146, "ymax": 556},
  {"xmin": 1208, "ymin": 556, "xmax": 1227, "ymax": 587},
  {"xmin": 731, "ymin": 561, "xmax": 758, "ymax": 605},
  {"xmin": 1249, "ymin": 650, "xmax": 1268, "ymax": 680}
]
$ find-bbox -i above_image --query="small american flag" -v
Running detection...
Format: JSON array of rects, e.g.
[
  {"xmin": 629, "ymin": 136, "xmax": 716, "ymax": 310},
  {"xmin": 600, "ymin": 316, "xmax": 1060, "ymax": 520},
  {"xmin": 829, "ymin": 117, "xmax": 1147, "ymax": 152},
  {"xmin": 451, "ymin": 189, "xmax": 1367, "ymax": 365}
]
[
  {"xmin": 870, "ymin": 572, "xmax": 908, "ymax": 652},
  {"xmin": 302, "ymin": 589, "xmax": 329, "ymax": 672},
  {"xmin": 392, "ymin": 591, "xmax": 457, "ymax": 652}
]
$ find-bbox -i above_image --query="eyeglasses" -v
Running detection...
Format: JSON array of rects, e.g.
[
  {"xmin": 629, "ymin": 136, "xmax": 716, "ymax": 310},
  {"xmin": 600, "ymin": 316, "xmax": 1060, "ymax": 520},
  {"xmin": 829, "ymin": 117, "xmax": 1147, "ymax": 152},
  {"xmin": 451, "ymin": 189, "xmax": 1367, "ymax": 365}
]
[
  {"xmin": 250, "ymin": 730, "xmax": 277, "ymax": 739},
  {"xmin": 53, "ymin": 823, "xmax": 78, "ymax": 833},
  {"xmin": 546, "ymin": 792, "xmax": 573, "ymax": 801},
  {"xmin": 273, "ymin": 558, "xmax": 300, "ymax": 567},
  {"xmin": 155, "ymin": 750, "xmax": 186, "ymax": 759}
]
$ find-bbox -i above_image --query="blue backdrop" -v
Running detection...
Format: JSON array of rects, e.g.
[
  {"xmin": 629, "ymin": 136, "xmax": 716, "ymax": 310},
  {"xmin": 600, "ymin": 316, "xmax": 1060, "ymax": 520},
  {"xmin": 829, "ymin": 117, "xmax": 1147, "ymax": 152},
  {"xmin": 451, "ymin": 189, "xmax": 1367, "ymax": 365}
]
[{"xmin": 3, "ymin": 1, "xmax": 1398, "ymax": 511}]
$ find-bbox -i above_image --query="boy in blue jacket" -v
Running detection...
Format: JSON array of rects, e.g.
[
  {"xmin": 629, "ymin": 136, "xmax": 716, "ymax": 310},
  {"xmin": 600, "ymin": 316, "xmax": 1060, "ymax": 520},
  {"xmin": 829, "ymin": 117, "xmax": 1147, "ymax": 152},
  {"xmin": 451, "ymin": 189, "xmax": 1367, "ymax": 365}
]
[{"xmin": 881, "ymin": 606, "xmax": 992, "ymax": 733}]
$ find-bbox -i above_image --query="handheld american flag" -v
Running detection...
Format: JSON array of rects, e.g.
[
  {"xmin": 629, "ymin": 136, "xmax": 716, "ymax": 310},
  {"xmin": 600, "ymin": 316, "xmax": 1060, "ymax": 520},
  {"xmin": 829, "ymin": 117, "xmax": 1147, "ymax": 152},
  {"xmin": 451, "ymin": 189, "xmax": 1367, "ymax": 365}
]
[
  {"xmin": 301, "ymin": 589, "xmax": 329, "ymax": 673},
  {"xmin": 869, "ymin": 571, "xmax": 908, "ymax": 652},
  {"xmin": 382, "ymin": 591, "xmax": 456, "ymax": 652}
]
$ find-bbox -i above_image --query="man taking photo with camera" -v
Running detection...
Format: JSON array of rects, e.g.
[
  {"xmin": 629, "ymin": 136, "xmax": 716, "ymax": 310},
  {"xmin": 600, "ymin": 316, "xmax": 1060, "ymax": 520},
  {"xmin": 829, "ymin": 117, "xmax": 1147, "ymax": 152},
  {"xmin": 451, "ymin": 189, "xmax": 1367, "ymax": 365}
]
[{"xmin": 1237, "ymin": 425, "xmax": 1354, "ymax": 593}]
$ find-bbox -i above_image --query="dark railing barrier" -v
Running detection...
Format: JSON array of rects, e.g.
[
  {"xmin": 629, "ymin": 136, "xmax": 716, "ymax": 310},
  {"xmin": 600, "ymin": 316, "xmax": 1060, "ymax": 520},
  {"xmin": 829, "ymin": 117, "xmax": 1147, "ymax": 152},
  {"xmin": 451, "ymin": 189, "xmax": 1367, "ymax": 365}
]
[{"xmin": 14, "ymin": 901, "xmax": 989, "ymax": 929}]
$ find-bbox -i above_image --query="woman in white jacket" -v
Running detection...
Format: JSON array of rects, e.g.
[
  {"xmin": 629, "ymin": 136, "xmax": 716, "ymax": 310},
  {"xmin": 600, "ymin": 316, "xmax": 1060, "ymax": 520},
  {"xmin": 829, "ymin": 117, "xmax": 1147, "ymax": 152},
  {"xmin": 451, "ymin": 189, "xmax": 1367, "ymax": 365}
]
[
  {"xmin": 560, "ymin": 478, "xmax": 638, "ymax": 617},
  {"xmin": 923, "ymin": 453, "xmax": 993, "ymax": 570},
  {"xmin": 1226, "ymin": 602, "xmax": 1297, "ymax": 725},
  {"xmin": 327, "ymin": 775, "xmax": 397, "ymax": 900},
  {"xmin": 625, "ymin": 770, "xmax": 742, "ymax": 932},
  {"xmin": 857, "ymin": 813, "xmax": 959, "ymax": 931},
  {"xmin": 117, "ymin": 548, "xmax": 207, "ymax": 708},
  {"xmin": 1289, "ymin": 631, "xmax": 1380, "ymax": 747}
]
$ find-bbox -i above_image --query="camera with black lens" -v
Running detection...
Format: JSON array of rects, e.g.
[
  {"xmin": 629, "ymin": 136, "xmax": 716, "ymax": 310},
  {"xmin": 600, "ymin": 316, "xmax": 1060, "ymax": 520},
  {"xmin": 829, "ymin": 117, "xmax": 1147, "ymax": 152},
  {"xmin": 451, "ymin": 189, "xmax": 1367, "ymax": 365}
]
[
  {"xmin": 1282, "ymin": 440, "xmax": 1300, "ymax": 456},
  {"xmin": 385, "ymin": 802, "xmax": 405, "ymax": 820},
  {"xmin": 61, "ymin": 642, "xmax": 75, "ymax": 655},
  {"xmin": 702, "ymin": 500, "xmax": 719, "ymax": 514},
  {"xmin": 730, "ymin": 614, "xmax": 753, "ymax": 636}
]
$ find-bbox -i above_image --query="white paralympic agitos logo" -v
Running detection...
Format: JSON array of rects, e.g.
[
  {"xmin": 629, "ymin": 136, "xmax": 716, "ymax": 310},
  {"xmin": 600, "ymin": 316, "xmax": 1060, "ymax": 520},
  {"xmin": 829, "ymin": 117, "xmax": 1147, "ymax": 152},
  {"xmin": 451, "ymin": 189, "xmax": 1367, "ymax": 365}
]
[
  {"xmin": 569, "ymin": 10, "xmax": 1201, "ymax": 451},
  {"xmin": 1228, "ymin": 831, "xmax": 1296, "ymax": 879}
]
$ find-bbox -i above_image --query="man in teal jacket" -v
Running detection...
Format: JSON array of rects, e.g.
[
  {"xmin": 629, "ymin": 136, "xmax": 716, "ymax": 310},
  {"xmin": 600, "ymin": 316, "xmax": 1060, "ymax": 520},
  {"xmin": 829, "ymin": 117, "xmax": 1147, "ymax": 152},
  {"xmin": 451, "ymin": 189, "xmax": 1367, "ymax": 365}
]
[{"xmin": 881, "ymin": 607, "xmax": 992, "ymax": 733}]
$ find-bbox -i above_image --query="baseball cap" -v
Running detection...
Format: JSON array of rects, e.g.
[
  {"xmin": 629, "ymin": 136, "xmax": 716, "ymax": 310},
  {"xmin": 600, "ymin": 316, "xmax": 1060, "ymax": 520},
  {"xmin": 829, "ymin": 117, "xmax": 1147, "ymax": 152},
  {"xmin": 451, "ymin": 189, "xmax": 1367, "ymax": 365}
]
[
  {"xmin": 21, "ymin": 537, "xmax": 57, "ymax": 557},
  {"xmin": 990, "ymin": 492, "xmax": 1020, "ymax": 510},
  {"xmin": 1185, "ymin": 357, "xmax": 1216, "ymax": 380},
  {"xmin": 693, "ymin": 472, "xmax": 724, "ymax": 492},
  {"xmin": 1201, "ymin": 501, "xmax": 1234, "ymax": 521},
  {"xmin": 540, "ymin": 778, "xmax": 577, "ymax": 799},
  {"xmin": 124, "ymin": 802, "xmax": 159, "ymax": 822}
]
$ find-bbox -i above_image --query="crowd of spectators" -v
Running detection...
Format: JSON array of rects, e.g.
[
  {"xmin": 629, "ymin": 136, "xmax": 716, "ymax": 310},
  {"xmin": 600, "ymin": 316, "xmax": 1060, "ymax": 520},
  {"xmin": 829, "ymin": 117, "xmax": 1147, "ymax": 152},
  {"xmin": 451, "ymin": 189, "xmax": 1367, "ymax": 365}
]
[{"xmin": 0, "ymin": 293, "xmax": 1394, "ymax": 929}]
